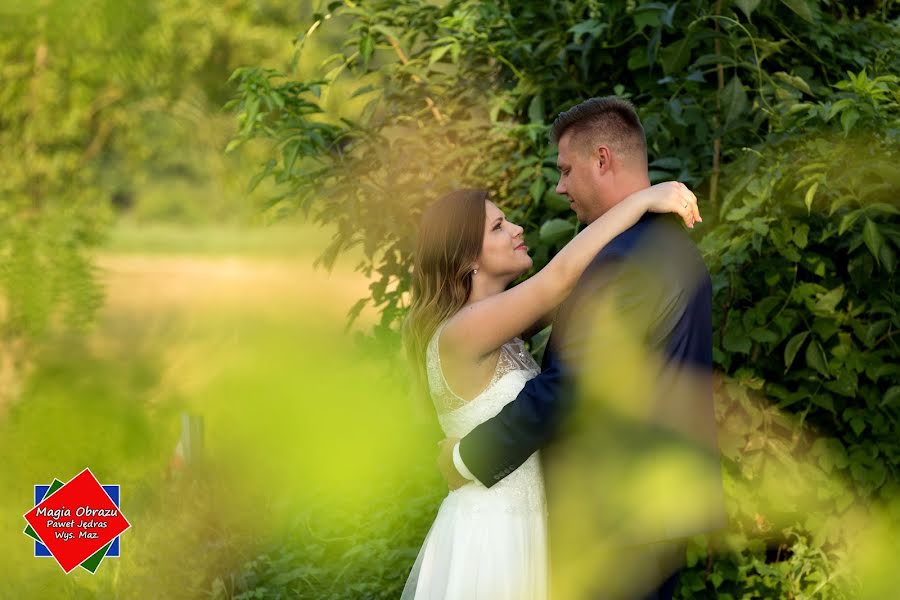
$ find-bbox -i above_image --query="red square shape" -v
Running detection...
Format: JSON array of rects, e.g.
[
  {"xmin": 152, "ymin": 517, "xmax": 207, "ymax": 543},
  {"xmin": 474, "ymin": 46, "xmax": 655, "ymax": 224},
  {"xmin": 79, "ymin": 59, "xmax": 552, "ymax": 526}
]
[{"xmin": 24, "ymin": 469, "xmax": 130, "ymax": 573}]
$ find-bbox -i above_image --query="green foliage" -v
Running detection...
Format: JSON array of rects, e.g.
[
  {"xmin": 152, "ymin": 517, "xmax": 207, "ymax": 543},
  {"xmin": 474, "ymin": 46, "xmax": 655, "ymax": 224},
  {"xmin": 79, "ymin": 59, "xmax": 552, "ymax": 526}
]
[
  {"xmin": 227, "ymin": 0, "xmax": 900, "ymax": 597},
  {"xmin": 690, "ymin": 67, "xmax": 900, "ymax": 598},
  {"xmin": 229, "ymin": 0, "xmax": 899, "ymax": 344},
  {"xmin": 0, "ymin": 0, "xmax": 123, "ymax": 405},
  {"xmin": 209, "ymin": 477, "xmax": 443, "ymax": 600},
  {"xmin": 0, "ymin": 0, "xmax": 305, "ymax": 401}
]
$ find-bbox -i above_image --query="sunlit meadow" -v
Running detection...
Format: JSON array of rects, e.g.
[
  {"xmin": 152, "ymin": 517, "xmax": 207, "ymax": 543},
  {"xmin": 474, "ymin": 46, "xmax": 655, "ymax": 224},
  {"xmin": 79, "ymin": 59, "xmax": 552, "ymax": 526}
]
[{"xmin": 0, "ymin": 222, "xmax": 443, "ymax": 598}]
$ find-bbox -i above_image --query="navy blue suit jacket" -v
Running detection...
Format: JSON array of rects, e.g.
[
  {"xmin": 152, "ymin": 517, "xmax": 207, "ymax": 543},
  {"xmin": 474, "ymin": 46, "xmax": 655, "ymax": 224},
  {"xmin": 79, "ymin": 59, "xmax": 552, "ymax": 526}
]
[{"xmin": 458, "ymin": 213, "xmax": 725, "ymax": 544}]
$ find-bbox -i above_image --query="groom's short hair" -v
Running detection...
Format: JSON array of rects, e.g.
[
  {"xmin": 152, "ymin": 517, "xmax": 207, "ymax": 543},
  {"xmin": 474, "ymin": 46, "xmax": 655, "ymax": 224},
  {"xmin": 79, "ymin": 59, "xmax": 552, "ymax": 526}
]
[{"xmin": 550, "ymin": 97, "xmax": 647, "ymax": 167}]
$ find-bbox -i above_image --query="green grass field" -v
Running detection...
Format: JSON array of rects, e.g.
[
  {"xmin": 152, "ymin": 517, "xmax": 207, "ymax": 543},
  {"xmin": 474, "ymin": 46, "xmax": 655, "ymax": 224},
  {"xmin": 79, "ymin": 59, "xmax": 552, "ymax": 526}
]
[
  {"xmin": 1, "ymin": 222, "xmax": 438, "ymax": 598},
  {"xmin": 105, "ymin": 221, "xmax": 353, "ymax": 259}
]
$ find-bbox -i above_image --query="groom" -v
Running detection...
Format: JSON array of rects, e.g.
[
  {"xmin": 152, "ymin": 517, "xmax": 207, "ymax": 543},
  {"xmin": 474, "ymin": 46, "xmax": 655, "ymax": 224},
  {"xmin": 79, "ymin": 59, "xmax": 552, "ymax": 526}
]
[{"xmin": 438, "ymin": 97, "xmax": 725, "ymax": 600}]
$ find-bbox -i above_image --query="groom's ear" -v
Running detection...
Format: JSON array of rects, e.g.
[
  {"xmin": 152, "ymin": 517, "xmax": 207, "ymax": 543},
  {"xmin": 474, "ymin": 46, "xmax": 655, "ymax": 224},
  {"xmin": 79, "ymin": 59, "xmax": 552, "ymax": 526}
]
[{"xmin": 594, "ymin": 145, "xmax": 612, "ymax": 174}]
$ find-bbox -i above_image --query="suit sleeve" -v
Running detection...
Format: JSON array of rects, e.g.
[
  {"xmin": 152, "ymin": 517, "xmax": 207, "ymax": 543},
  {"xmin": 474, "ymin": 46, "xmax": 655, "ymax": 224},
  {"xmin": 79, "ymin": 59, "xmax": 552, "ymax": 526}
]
[{"xmin": 458, "ymin": 254, "xmax": 635, "ymax": 488}]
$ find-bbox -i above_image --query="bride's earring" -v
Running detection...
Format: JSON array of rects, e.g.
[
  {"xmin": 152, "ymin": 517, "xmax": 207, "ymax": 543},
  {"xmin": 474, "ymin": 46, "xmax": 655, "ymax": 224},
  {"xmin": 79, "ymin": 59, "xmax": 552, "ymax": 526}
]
[{"xmin": 472, "ymin": 268, "xmax": 478, "ymax": 275}]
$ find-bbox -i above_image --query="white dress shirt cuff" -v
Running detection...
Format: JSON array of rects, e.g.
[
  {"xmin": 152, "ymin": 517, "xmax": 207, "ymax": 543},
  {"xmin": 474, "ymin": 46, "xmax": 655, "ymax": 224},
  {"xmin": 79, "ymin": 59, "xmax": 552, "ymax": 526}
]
[{"xmin": 452, "ymin": 441, "xmax": 477, "ymax": 481}]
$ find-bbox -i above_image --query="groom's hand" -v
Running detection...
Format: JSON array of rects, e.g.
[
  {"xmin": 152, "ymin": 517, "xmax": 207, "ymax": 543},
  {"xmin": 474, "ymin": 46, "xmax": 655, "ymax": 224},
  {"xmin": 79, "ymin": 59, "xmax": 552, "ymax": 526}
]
[{"xmin": 437, "ymin": 437, "xmax": 468, "ymax": 491}]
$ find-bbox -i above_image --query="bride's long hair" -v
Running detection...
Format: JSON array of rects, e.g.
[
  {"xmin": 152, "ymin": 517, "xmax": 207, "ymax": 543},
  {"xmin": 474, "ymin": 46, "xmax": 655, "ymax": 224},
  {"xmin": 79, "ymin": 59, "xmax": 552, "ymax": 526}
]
[{"xmin": 403, "ymin": 189, "xmax": 487, "ymax": 409}]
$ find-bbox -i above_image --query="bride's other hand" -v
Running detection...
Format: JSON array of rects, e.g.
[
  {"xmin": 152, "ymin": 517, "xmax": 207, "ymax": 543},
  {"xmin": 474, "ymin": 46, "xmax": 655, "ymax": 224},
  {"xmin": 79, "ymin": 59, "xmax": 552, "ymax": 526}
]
[
  {"xmin": 628, "ymin": 181, "xmax": 701, "ymax": 229},
  {"xmin": 437, "ymin": 437, "xmax": 469, "ymax": 491}
]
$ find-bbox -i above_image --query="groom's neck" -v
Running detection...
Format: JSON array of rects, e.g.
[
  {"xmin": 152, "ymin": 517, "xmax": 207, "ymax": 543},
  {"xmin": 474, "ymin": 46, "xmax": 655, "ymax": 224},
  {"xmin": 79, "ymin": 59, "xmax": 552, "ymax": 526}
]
[{"xmin": 587, "ymin": 173, "xmax": 651, "ymax": 224}]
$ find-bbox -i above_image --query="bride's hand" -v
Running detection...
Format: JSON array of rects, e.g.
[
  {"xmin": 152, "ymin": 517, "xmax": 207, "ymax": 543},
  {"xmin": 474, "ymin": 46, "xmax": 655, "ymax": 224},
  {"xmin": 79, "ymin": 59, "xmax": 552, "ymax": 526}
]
[{"xmin": 629, "ymin": 181, "xmax": 701, "ymax": 228}]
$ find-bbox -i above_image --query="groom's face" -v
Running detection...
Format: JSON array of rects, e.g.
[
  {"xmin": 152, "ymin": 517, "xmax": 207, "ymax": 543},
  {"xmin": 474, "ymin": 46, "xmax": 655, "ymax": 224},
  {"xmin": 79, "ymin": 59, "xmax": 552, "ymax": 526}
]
[{"xmin": 555, "ymin": 130, "xmax": 604, "ymax": 224}]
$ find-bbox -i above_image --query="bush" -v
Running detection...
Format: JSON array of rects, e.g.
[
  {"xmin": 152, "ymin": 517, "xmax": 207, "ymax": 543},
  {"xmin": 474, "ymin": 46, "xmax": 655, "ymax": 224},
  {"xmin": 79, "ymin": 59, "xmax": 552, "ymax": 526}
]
[{"xmin": 688, "ymin": 69, "xmax": 899, "ymax": 598}]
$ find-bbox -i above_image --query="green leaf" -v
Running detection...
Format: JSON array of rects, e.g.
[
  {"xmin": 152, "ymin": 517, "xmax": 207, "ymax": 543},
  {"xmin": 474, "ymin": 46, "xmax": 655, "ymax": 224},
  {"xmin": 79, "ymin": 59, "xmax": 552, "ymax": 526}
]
[
  {"xmin": 721, "ymin": 75, "xmax": 748, "ymax": 126},
  {"xmin": 774, "ymin": 71, "xmax": 814, "ymax": 95},
  {"xmin": 825, "ymin": 371, "xmax": 858, "ymax": 397},
  {"xmin": 350, "ymin": 84, "xmax": 378, "ymax": 98},
  {"xmin": 811, "ymin": 394, "xmax": 835, "ymax": 413},
  {"xmin": 849, "ymin": 447, "xmax": 887, "ymax": 489},
  {"xmin": 544, "ymin": 193, "xmax": 570, "ymax": 213},
  {"xmin": 841, "ymin": 109, "xmax": 860, "ymax": 135},
  {"xmin": 862, "ymin": 219, "xmax": 885, "ymax": 264},
  {"xmin": 649, "ymin": 157, "xmax": 682, "ymax": 170},
  {"xmin": 861, "ymin": 319, "xmax": 889, "ymax": 348},
  {"xmin": 814, "ymin": 286, "xmax": 844, "ymax": 314},
  {"xmin": 882, "ymin": 386, "xmax": 900, "ymax": 408},
  {"xmin": 528, "ymin": 95, "xmax": 545, "ymax": 125},
  {"xmin": 659, "ymin": 38, "xmax": 691, "ymax": 75},
  {"xmin": 371, "ymin": 24, "xmax": 401, "ymax": 43},
  {"xmin": 881, "ymin": 244, "xmax": 897, "ymax": 273},
  {"xmin": 723, "ymin": 322, "xmax": 752, "ymax": 354},
  {"xmin": 838, "ymin": 211, "xmax": 860, "ymax": 235},
  {"xmin": 632, "ymin": 7, "xmax": 662, "ymax": 30},
  {"xmin": 627, "ymin": 47, "xmax": 649, "ymax": 70},
  {"xmin": 783, "ymin": 331, "xmax": 809, "ymax": 372},
  {"xmin": 429, "ymin": 45, "xmax": 451, "ymax": 66},
  {"xmin": 780, "ymin": 0, "xmax": 815, "ymax": 22},
  {"xmin": 529, "ymin": 178, "xmax": 546, "ymax": 205},
  {"xmin": 283, "ymin": 141, "xmax": 301, "ymax": 173},
  {"xmin": 539, "ymin": 219, "xmax": 575, "ymax": 245},
  {"xmin": 359, "ymin": 35, "xmax": 374, "ymax": 66},
  {"xmin": 804, "ymin": 181, "xmax": 818, "ymax": 213},
  {"xmin": 749, "ymin": 218, "xmax": 769, "ymax": 236},
  {"xmin": 805, "ymin": 339, "xmax": 830, "ymax": 378},
  {"xmin": 793, "ymin": 224, "xmax": 809, "ymax": 248},
  {"xmin": 826, "ymin": 98, "xmax": 855, "ymax": 121},
  {"xmin": 734, "ymin": 0, "xmax": 762, "ymax": 19},
  {"xmin": 224, "ymin": 139, "xmax": 242, "ymax": 154},
  {"xmin": 568, "ymin": 19, "xmax": 607, "ymax": 42},
  {"xmin": 811, "ymin": 437, "xmax": 849, "ymax": 473},
  {"xmin": 750, "ymin": 328, "xmax": 777, "ymax": 343}
]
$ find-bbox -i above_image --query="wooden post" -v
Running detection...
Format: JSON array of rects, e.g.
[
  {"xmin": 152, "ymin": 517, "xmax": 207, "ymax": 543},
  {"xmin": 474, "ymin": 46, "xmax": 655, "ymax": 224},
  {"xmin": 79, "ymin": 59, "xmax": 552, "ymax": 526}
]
[{"xmin": 180, "ymin": 413, "xmax": 204, "ymax": 466}]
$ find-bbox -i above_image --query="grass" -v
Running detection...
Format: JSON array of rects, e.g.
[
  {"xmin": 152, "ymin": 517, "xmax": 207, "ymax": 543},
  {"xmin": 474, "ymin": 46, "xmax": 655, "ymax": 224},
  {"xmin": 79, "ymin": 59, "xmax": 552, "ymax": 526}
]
[
  {"xmin": 103, "ymin": 219, "xmax": 361, "ymax": 262},
  {"xmin": 1, "ymin": 222, "xmax": 437, "ymax": 598}
]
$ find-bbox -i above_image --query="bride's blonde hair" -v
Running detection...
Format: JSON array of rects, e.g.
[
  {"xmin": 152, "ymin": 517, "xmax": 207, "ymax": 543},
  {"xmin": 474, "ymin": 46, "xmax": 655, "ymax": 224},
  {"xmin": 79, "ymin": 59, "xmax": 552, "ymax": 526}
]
[{"xmin": 402, "ymin": 189, "xmax": 488, "ymax": 411}]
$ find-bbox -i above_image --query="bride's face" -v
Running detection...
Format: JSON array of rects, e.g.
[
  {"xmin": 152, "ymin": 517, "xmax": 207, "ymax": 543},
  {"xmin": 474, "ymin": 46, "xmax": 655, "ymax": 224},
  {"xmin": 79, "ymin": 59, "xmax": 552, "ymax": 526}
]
[{"xmin": 475, "ymin": 200, "xmax": 532, "ymax": 280}]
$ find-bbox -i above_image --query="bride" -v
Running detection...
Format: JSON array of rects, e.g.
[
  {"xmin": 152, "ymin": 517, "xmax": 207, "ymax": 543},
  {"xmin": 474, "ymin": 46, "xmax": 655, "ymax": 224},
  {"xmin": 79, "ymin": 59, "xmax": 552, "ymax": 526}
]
[{"xmin": 400, "ymin": 182, "xmax": 699, "ymax": 599}]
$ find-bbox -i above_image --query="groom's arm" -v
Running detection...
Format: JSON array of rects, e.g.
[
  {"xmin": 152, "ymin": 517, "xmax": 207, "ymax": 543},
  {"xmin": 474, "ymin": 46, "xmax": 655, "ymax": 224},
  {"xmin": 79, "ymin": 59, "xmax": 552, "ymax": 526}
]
[
  {"xmin": 457, "ymin": 254, "xmax": 634, "ymax": 489},
  {"xmin": 457, "ymin": 352, "xmax": 569, "ymax": 487}
]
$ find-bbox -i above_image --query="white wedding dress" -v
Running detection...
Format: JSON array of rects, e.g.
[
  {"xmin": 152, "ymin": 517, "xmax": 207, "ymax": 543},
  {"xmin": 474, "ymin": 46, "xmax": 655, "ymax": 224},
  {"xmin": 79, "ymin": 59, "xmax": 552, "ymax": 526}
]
[{"xmin": 401, "ymin": 322, "xmax": 549, "ymax": 600}]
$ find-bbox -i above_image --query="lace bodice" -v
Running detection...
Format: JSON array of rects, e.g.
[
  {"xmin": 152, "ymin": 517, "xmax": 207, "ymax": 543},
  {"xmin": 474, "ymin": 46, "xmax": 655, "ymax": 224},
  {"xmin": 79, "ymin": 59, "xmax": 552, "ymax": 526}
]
[
  {"xmin": 427, "ymin": 319, "xmax": 542, "ymax": 442},
  {"xmin": 427, "ymin": 322, "xmax": 540, "ymax": 429},
  {"xmin": 425, "ymin": 321, "xmax": 546, "ymax": 515}
]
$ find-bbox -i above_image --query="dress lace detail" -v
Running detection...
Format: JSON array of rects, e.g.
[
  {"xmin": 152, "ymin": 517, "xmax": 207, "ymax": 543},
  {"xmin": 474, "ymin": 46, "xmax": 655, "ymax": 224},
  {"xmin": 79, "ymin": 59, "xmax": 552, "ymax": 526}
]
[
  {"xmin": 427, "ymin": 320, "xmax": 541, "ymax": 416},
  {"xmin": 401, "ymin": 321, "xmax": 549, "ymax": 600}
]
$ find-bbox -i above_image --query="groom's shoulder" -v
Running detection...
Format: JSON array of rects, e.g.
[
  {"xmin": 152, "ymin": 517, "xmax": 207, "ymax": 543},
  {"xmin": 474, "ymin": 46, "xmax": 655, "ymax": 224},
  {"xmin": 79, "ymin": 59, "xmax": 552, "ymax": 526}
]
[
  {"xmin": 589, "ymin": 214, "xmax": 709, "ymax": 285},
  {"xmin": 592, "ymin": 213, "xmax": 675, "ymax": 264}
]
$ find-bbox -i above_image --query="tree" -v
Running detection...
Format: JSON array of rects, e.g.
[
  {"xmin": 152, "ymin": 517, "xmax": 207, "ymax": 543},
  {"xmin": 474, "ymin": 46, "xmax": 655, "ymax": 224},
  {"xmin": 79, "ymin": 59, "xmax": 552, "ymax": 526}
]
[{"xmin": 0, "ymin": 0, "xmax": 301, "ymax": 408}]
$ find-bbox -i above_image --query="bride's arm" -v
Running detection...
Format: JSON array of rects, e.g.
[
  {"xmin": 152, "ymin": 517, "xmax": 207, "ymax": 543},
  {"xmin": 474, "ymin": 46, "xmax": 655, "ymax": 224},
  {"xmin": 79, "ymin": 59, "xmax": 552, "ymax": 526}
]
[{"xmin": 442, "ymin": 182, "xmax": 699, "ymax": 361}]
